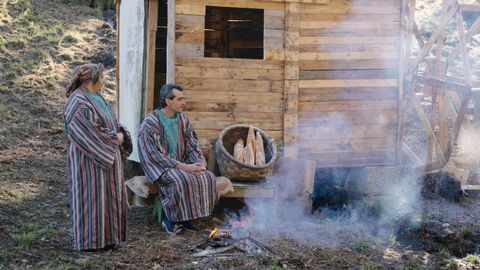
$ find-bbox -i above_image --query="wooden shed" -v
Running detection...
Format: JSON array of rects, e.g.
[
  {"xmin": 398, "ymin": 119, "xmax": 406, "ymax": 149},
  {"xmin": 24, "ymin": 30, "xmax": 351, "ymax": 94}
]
[{"xmin": 115, "ymin": 0, "xmax": 404, "ymax": 168}]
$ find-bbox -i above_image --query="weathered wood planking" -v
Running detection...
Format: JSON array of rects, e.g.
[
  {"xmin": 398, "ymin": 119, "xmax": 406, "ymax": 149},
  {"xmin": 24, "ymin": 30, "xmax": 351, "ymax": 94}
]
[
  {"xmin": 299, "ymin": 100, "xmax": 398, "ymax": 112},
  {"xmin": 176, "ymin": 57, "xmax": 284, "ymax": 69},
  {"xmin": 300, "ymin": 36, "xmax": 399, "ymax": 45},
  {"xmin": 185, "ymin": 101, "xmax": 284, "ymax": 113},
  {"xmin": 186, "ymin": 111, "xmax": 283, "ymax": 130},
  {"xmin": 298, "ymin": 87, "xmax": 398, "ymax": 101},
  {"xmin": 297, "ymin": 124, "xmax": 397, "ymax": 139},
  {"xmin": 283, "ymin": 2, "xmax": 300, "ymax": 157},
  {"xmin": 300, "ymin": 59, "xmax": 398, "ymax": 70},
  {"xmin": 300, "ymin": 44, "xmax": 399, "ymax": 53},
  {"xmin": 265, "ymin": 9, "xmax": 286, "ymax": 61},
  {"xmin": 176, "ymin": 77, "xmax": 284, "ymax": 92},
  {"xmin": 175, "ymin": 11, "xmax": 204, "ymax": 57},
  {"xmin": 299, "ymin": 79, "xmax": 398, "ymax": 88},
  {"xmin": 176, "ymin": 66, "xmax": 284, "ymax": 80},
  {"xmin": 299, "ymin": 137, "xmax": 397, "ymax": 152},
  {"xmin": 299, "ymin": 4, "xmax": 400, "ymax": 15},
  {"xmin": 298, "ymin": 110, "xmax": 398, "ymax": 125},
  {"xmin": 300, "ymin": 13, "xmax": 400, "ymax": 22},
  {"xmin": 168, "ymin": 0, "xmax": 402, "ymax": 167},
  {"xmin": 298, "ymin": 0, "xmax": 400, "ymax": 169},
  {"xmin": 308, "ymin": 154, "xmax": 397, "ymax": 168},
  {"xmin": 146, "ymin": 0, "xmax": 159, "ymax": 113},
  {"xmin": 176, "ymin": 0, "xmax": 205, "ymax": 15},
  {"xmin": 300, "ymin": 69, "xmax": 398, "ymax": 80},
  {"xmin": 183, "ymin": 90, "xmax": 283, "ymax": 104}
]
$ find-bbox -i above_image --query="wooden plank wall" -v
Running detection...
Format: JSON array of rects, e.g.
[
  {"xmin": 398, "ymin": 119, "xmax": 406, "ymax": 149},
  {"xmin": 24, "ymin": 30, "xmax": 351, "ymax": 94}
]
[
  {"xmin": 173, "ymin": 0, "xmax": 285, "ymax": 146},
  {"xmin": 297, "ymin": 0, "xmax": 401, "ymax": 167},
  {"xmin": 150, "ymin": 0, "xmax": 402, "ymax": 166}
]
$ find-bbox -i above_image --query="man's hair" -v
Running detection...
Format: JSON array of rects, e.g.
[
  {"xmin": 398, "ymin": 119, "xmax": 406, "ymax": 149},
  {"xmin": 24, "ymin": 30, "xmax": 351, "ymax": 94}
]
[{"xmin": 159, "ymin": 83, "xmax": 183, "ymax": 109}]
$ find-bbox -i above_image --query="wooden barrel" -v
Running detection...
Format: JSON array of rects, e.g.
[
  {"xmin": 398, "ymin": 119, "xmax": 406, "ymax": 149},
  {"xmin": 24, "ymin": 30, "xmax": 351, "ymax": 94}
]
[{"xmin": 215, "ymin": 124, "xmax": 277, "ymax": 181}]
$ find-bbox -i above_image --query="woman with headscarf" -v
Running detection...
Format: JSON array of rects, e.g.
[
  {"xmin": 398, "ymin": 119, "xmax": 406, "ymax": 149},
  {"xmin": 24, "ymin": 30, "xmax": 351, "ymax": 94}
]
[{"xmin": 63, "ymin": 63, "xmax": 132, "ymax": 251}]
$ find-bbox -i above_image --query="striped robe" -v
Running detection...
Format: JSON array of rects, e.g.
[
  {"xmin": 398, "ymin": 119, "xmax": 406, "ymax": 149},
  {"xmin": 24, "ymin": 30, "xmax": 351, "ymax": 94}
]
[
  {"xmin": 138, "ymin": 110, "xmax": 218, "ymax": 222},
  {"xmin": 64, "ymin": 89, "xmax": 131, "ymax": 251}
]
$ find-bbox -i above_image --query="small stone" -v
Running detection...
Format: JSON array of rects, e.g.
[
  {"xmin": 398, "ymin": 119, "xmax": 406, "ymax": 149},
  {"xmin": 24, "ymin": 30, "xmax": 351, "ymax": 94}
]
[
  {"xmin": 437, "ymin": 228, "xmax": 455, "ymax": 239},
  {"xmin": 426, "ymin": 220, "xmax": 443, "ymax": 234}
]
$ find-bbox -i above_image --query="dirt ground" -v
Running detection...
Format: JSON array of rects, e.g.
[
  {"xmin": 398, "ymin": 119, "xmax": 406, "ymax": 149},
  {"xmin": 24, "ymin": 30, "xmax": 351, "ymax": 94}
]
[{"xmin": 1, "ymin": 0, "xmax": 480, "ymax": 269}]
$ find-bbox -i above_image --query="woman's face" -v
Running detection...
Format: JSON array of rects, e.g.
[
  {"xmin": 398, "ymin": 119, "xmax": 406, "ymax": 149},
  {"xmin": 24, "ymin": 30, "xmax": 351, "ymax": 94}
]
[{"xmin": 92, "ymin": 71, "xmax": 106, "ymax": 91}]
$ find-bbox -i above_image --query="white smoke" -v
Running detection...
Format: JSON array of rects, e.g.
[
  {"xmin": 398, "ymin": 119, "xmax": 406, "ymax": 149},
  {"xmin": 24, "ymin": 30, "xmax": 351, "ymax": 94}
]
[{"xmin": 222, "ymin": 114, "xmax": 423, "ymax": 248}]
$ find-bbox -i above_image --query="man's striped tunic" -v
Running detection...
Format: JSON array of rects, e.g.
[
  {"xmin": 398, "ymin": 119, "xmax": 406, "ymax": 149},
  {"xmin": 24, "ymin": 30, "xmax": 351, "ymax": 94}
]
[{"xmin": 138, "ymin": 110, "xmax": 217, "ymax": 222}]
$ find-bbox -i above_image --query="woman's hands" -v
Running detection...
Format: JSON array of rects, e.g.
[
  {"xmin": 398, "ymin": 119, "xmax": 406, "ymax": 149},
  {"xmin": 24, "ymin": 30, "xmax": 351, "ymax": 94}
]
[
  {"xmin": 117, "ymin": 132, "xmax": 124, "ymax": 145},
  {"xmin": 176, "ymin": 162, "xmax": 206, "ymax": 175}
]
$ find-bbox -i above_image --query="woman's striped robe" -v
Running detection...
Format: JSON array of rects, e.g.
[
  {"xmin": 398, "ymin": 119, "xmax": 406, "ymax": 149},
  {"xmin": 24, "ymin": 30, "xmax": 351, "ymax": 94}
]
[
  {"xmin": 138, "ymin": 110, "xmax": 218, "ymax": 222},
  {"xmin": 64, "ymin": 89, "xmax": 131, "ymax": 251}
]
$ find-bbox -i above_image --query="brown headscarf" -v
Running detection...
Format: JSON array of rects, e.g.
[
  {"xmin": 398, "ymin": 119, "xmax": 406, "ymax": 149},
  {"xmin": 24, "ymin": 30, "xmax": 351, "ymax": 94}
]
[{"xmin": 65, "ymin": 63, "xmax": 105, "ymax": 97}]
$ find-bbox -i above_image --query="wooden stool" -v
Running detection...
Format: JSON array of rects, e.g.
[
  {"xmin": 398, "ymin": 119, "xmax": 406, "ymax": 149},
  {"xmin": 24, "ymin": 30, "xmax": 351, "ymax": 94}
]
[{"xmin": 223, "ymin": 181, "xmax": 276, "ymax": 198}]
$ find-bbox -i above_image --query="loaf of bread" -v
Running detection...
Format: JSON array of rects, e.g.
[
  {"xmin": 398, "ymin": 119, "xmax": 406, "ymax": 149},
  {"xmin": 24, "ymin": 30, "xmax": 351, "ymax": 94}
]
[
  {"xmin": 246, "ymin": 125, "xmax": 256, "ymax": 154},
  {"xmin": 234, "ymin": 138, "xmax": 245, "ymax": 162},
  {"xmin": 255, "ymin": 131, "xmax": 265, "ymax": 166},
  {"xmin": 244, "ymin": 140, "xmax": 255, "ymax": 165}
]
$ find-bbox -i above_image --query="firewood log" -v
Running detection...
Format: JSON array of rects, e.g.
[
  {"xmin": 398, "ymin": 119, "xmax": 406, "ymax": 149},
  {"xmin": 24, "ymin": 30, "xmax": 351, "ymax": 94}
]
[{"xmin": 255, "ymin": 131, "xmax": 265, "ymax": 166}]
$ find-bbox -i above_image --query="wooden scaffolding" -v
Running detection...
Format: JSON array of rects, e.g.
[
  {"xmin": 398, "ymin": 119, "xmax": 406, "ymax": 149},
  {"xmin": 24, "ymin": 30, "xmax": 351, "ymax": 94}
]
[{"xmin": 402, "ymin": 0, "xmax": 480, "ymax": 172}]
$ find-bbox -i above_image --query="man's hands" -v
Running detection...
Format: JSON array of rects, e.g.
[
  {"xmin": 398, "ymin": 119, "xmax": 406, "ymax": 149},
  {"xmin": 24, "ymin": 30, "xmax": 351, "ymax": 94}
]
[{"xmin": 176, "ymin": 162, "xmax": 206, "ymax": 175}]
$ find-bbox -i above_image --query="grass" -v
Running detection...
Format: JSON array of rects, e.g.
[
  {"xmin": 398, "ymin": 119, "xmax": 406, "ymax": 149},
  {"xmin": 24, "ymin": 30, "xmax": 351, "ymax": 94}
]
[
  {"xmin": 0, "ymin": 102, "xmax": 11, "ymax": 118},
  {"xmin": 463, "ymin": 254, "xmax": 480, "ymax": 265},
  {"xmin": 14, "ymin": 223, "xmax": 59, "ymax": 249},
  {"xmin": 351, "ymin": 240, "xmax": 372, "ymax": 254},
  {"xmin": 61, "ymin": 29, "xmax": 86, "ymax": 45}
]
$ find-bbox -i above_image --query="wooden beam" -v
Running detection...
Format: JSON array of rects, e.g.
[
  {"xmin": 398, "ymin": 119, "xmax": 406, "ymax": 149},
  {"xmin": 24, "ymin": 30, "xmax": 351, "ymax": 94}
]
[
  {"xmin": 412, "ymin": 75, "xmax": 471, "ymax": 94},
  {"xmin": 413, "ymin": 21, "xmax": 425, "ymax": 48},
  {"xmin": 409, "ymin": 86, "xmax": 446, "ymax": 165},
  {"xmin": 284, "ymin": 2, "xmax": 299, "ymax": 158},
  {"xmin": 167, "ymin": 0, "xmax": 175, "ymax": 83},
  {"xmin": 439, "ymin": 92, "xmax": 448, "ymax": 152},
  {"xmin": 406, "ymin": 2, "xmax": 458, "ymax": 75},
  {"xmin": 223, "ymin": 182, "xmax": 276, "ymax": 198},
  {"xmin": 447, "ymin": 11, "xmax": 480, "ymax": 64},
  {"xmin": 457, "ymin": 6, "xmax": 472, "ymax": 87},
  {"xmin": 146, "ymin": 0, "xmax": 158, "ymax": 114},
  {"xmin": 459, "ymin": 4, "xmax": 480, "ymax": 12},
  {"xmin": 433, "ymin": 2, "xmax": 447, "ymax": 156},
  {"xmin": 402, "ymin": 141, "xmax": 424, "ymax": 167},
  {"xmin": 452, "ymin": 93, "xmax": 472, "ymax": 145}
]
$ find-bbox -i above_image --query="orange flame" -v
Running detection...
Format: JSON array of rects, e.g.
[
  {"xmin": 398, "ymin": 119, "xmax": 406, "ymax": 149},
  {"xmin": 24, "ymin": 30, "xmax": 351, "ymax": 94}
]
[{"xmin": 209, "ymin": 227, "xmax": 218, "ymax": 238}]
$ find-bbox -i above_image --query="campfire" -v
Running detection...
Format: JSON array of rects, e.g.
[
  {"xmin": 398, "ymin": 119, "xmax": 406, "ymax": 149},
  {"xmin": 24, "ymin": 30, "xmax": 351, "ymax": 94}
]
[{"xmin": 191, "ymin": 227, "xmax": 275, "ymax": 257}]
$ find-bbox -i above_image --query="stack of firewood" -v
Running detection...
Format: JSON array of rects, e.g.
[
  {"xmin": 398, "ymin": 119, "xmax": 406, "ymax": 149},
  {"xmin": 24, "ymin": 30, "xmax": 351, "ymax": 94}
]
[{"xmin": 233, "ymin": 126, "xmax": 265, "ymax": 166}]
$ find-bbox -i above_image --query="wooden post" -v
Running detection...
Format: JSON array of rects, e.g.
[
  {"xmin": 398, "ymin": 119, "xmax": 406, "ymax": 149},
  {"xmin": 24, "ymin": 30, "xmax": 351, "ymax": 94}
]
[
  {"xmin": 409, "ymin": 85, "xmax": 446, "ymax": 165},
  {"xmin": 452, "ymin": 2, "xmax": 473, "ymax": 144},
  {"xmin": 429, "ymin": 1, "xmax": 446, "ymax": 163},
  {"xmin": 397, "ymin": 0, "xmax": 409, "ymax": 164},
  {"xmin": 455, "ymin": 6, "xmax": 480, "ymax": 127},
  {"xmin": 283, "ymin": 2, "xmax": 299, "ymax": 158},
  {"xmin": 145, "ymin": 0, "xmax": 158, "ymax": 114},
  {"xmin": 425, "ymin": 60, "xmax": 435, "ymax": 165},
  {"xmin": 166, "ymin": 0, "xmax": 175, "ymax": 83}
]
